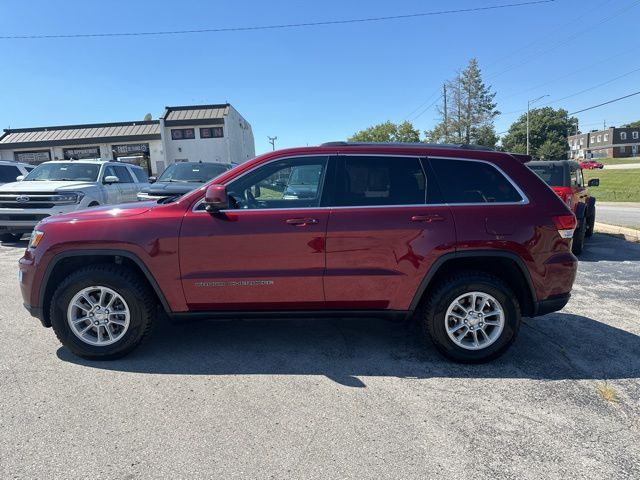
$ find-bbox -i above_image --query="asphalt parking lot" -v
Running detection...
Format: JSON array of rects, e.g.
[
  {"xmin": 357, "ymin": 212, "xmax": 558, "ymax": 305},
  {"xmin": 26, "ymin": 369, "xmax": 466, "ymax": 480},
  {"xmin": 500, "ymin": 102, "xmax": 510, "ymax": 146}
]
[{"xmin": 1, "ymin": 234, "xmax": 639, "ymax": 479}]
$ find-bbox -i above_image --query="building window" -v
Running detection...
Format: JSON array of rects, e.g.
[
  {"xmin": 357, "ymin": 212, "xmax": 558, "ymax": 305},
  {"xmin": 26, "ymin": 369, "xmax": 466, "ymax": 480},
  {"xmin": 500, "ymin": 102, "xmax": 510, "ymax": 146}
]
[
  {"xmin": 597, "ymin": 135, "xmax": 602, "ymax": 142},
  {"xmin": 633, "ymin": 131, "xmax": 639, "ymax": 140},
  {"xmin": 580, "ymin": 138, "xmax": 584, "ymax": 146},
  {"xmin": 14, "ymin": 150, "xmax": 51, "ymax": 164},
  {"xmin": 620, "ymin": 146, "xmax": 626, "ymax": 153},
  {"xmin": 621, "ymin": 132, "xmax": 627, "ymax": 140},
  {"xmin": 171, "ymin": 128, "xmax": 195, "ymax": 140},
  {"xmin": 603, "ymin": 134, "xmax": 609, "ymax": 142},
  {"xmin": 200, "ymin": 127, "xmax": 224, "ymax": 139}
]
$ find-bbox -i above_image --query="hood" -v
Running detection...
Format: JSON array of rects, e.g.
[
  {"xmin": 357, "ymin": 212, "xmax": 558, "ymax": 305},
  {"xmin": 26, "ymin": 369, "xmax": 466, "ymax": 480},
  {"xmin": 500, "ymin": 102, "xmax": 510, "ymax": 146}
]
[
  {"xmin": 0, "ymin": 180, "xmax": 97, "ymax": 192},
  {"xmin": 41, "ymin": 201, "xmax": 155, "ymax": 225},
  {"xmin": 142, "ymin": 182, "xmax": 201, "ymax": 195}
]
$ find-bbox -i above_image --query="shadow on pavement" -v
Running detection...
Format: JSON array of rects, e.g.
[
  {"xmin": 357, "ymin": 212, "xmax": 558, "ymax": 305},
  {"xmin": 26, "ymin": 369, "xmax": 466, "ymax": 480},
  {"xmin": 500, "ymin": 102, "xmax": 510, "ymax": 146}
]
[
  {"xmin": 0, "ymin": 239, "xmax": 28, "ymax": 249},
  {"xmin": 580, "ymin": 234, "xmax": 640, "ymax": 262},
  {"xmin": 58, "ymin": 312, "xmax": 640, "ymax": 387}
]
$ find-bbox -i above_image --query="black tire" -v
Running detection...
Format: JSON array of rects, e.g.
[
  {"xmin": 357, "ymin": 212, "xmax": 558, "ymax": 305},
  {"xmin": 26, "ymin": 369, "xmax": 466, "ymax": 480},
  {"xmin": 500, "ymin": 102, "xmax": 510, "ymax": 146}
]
[
  {"xmin": 585, "ymin": 207, "xmax": 596, "ymax": 238},
  {"xmin": 417, "ymin": 272, "xmax": 521, "ymax": 363},
  {"xmin": 572, "ymin": 217, "xmax": 586, "ymax": 255},
  {"xmin": 0, "ymin": 232, "xmax": 22, "ymax": 242},
  {"xmin": 49, "ymin": 264, "xmax": 156, "ymax": 360}
]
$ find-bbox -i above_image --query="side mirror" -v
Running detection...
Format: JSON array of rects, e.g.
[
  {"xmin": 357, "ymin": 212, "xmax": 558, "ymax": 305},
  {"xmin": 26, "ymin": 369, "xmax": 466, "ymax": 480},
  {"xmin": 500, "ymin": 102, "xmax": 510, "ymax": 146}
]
[
  {"xmin": 16, "ymin": 175, "xmax": 24, "ymax": 182},
  {"xmin": 148, "ymin": 176, "xmax": 157, "ymax": 184},
  {"xmin": 588, "ymin": 179, "xmax": 599, "ymax": 187},
  {"xmin": 104, "ymin": 175, "xmax": 119, "ymax": 184},
  {"xmin": 204, "ymin": 184, "xmax": 229, "ymax": 212}
]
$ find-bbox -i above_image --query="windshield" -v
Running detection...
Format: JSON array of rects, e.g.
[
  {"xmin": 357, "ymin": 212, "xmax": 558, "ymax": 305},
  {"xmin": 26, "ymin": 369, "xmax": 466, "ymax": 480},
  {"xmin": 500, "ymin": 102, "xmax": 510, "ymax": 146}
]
[
  {"xmin": 528, "ymin": 164, "xmax": 565, "ymax": 187},
  {"xmin": 23, "ymin": 162, "xmax": 100, "ymax": 182},
  {"xmin": 158, "ymin": 163, "xmax": 229, "ymax": 183}
]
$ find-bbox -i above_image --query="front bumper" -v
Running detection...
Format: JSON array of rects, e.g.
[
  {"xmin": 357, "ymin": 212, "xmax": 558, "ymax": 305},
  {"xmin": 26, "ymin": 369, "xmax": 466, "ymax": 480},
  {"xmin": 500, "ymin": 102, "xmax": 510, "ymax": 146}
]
[{"xmin": 0, "ymin": 205, "xmax": 81, "ymax": 232}]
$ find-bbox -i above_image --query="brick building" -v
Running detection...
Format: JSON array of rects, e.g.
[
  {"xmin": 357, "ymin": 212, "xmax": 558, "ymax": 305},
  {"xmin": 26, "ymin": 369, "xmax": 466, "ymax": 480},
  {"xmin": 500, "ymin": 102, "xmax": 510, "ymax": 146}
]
[{"xmin": 568, "ymin": 126, "xmax": 640, "ymax": 159}]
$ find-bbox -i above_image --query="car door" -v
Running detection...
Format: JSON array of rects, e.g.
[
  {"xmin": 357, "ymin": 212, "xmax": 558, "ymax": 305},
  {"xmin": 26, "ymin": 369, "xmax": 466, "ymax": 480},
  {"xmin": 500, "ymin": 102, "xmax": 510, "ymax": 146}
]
[
  {"xmin": 179, "ymin": 155, "xmax": 332, "ymax": 311},
  {"xmin": 101, "ymin": 165, "xmax": 123, "ymax": 204},
  {"xmin": 113, "ymin": 165, "xmax": 137, "ymax": 202},
  {"xmin": 323, "ymin": 155, "xmax": 456, "ymax": 311}
]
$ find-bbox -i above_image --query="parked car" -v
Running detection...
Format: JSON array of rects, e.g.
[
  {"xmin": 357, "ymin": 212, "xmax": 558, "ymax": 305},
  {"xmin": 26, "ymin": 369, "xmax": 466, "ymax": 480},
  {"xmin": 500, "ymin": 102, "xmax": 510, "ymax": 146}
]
[
  {"xmin": 137, "ymin": 161, "xmax": 231, "ymax": 201},
  {"xmin": 20, "ymin": 143, "xmax": 578, "ymax": 363},
  {"xmin": 0, "ymin": 160, "xmax": 34, "ymax": 186},
  {"xmin": 0, "ymin": 159, "xmax": 149, "ymax": 242},
  {"xmin": 527, "ymin": 160, "xmax": 598, "ymax": 255},
  {"xmin": 579, "ymin": 159, "xmax": 604, "ymax": 170}
]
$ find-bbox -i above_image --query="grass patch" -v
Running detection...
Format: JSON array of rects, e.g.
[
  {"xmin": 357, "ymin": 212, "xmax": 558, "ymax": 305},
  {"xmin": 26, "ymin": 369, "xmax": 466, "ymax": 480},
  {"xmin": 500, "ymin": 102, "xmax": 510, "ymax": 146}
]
[
  {"xmin": 595, "ymin": 382, "xmax": 619, "ymax": 403},
  {"xmin": 598, "ymin": 157, "xmax": 640, "ymax": 165},
  {"xmin": 583, "ymin": 169, "xmax": 640, "ymax": 202}
]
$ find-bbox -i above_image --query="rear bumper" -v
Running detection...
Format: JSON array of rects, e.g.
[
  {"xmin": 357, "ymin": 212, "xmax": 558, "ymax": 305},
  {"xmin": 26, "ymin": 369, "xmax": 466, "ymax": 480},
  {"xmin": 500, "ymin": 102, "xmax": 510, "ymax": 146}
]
[{"xmin": 534, "ymin": 293, "xmax": 571, "ymax": 316}]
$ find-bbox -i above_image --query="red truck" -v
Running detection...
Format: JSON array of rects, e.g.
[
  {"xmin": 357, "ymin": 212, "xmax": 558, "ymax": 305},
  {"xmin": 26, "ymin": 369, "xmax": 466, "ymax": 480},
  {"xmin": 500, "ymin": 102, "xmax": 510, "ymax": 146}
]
[
  {"xmin": 19, "ymin": 143, "xmax": 578, "ymax": 363},
  {"xmin": 527, "ymin": 160, "xmax": 599, "ymax": 255}
]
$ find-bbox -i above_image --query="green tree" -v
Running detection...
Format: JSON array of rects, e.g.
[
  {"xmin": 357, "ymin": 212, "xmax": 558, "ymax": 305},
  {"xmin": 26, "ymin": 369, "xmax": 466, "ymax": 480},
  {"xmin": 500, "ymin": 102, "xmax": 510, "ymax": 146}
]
[
  {"xmin": 426, "ymin": 58, "xmax": 499, "ymax": 147},
  {"xmin": 623, "ymin": 120, "xmax": 640, "ymax": 128},
  {"xmin": 501, "ymin": 107, "xmax": 577, "ymax": 159},
  {"xmin": 348, "ymin": 121, "xmax": 420, "ymax": 142}
]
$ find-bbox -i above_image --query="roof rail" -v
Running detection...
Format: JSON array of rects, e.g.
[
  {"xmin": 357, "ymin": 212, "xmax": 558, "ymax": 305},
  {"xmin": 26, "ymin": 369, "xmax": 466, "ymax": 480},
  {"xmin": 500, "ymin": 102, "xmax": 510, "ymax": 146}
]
[{"xmin": 320, "ymin": 141, "xmax": 496, "ymax": 151}]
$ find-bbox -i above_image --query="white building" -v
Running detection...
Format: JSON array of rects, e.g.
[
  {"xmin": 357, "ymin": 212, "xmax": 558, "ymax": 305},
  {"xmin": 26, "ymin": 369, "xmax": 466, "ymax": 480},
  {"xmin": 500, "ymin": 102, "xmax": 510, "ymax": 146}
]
[{"xmin": 0, "ymin": 104, "xmax": 255, "ymax": 175}]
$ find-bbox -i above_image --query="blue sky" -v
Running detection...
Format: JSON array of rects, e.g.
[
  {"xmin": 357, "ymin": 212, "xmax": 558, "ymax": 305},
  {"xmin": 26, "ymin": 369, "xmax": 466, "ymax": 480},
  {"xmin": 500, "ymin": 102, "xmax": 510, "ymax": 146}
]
[{"xmin": 0, "ymin": 0, "xmax": 638, "ymax": 155}]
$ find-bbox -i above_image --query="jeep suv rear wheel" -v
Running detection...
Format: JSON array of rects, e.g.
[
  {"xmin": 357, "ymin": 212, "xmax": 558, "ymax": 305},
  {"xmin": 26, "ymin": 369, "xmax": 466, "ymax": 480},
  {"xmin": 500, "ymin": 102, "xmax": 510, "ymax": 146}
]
[
  {"xmin": 419, "ymin": 273, "xmax": 521, "ymax": 363},
  {"xmin": 50, "ymin": 265, "xmax": 156, "ymax": 360}
]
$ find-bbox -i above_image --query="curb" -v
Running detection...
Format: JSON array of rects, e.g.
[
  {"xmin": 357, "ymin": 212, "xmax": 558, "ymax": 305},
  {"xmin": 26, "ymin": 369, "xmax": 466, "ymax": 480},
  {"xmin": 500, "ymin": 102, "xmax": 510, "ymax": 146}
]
[{"xmin": 594, "ymin": 222, "xmax": 640, "ymax": 242}]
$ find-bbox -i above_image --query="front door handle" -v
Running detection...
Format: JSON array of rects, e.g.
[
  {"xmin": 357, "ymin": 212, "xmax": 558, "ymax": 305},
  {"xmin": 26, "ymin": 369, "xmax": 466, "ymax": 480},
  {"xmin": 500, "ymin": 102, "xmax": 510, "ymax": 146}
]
[
  {"xmin": 411, "ymin": 214, "xmax": 445, "ymax": 223},
  {"xmin": 286, "ymin": 217, "xmax": 319, "ymax": 226}
]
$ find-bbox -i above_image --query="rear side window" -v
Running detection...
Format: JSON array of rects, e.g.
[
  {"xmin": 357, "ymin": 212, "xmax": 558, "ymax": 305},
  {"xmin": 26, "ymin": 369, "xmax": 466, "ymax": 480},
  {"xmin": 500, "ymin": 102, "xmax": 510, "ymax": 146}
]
[
  {"xmin": 430, "ymin": 159, "xmax": 523, "ymax": 204},
  {"xmin": 131, "ymin": 168, "xmax": 148, "ymax": 183},
  {"xmin": 0, "ymin": 165, "xmax": 22, "ymax": 183},
  {"xmin": 333, "ymin": 156, "xmax": 427, "ymax": 206}
]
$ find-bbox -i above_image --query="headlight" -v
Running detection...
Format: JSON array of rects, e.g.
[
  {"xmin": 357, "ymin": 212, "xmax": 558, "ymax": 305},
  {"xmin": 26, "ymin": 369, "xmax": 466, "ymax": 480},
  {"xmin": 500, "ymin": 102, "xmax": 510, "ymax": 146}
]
[
  {"xmin": 53, "ymin": 192, "xmax": 84, "ymax": 204},
  {"xmin": 29, "ymin": 230, "xmax": 45, "ymax": 249}
]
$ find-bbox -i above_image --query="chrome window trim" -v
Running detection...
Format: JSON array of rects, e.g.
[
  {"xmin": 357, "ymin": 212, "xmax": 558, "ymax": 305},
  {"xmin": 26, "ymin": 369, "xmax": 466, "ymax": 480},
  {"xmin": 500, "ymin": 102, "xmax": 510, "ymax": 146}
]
[{"xmin": 191, "ymin": 153, "xmax": 529, "ymax": 212}]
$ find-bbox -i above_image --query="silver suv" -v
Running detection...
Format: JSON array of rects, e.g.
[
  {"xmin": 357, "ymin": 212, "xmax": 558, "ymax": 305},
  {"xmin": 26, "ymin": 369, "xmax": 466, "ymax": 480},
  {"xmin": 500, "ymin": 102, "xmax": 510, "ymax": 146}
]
[
  {"xmin": 0, "ymin": 159, "xmax": 149, "ymax": 241},
  {"xmin": 0, "ymin": 160, "xmax": 34, "ymax": 186}
]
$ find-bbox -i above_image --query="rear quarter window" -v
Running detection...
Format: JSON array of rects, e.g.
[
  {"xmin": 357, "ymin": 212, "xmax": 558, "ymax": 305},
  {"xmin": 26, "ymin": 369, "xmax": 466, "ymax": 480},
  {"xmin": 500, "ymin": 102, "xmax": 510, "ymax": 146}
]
[{"xmin": 430, "ymin": 159, "xmax": 523, "ymax": 204}]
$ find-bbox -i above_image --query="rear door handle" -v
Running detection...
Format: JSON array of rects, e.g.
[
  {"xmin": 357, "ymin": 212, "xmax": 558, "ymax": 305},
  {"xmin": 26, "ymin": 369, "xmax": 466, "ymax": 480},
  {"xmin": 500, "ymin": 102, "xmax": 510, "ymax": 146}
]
[
  {"xmin": 411, "ymin": 214, "xmax": 445, "ymax": 223},
  {"xmin": 286, "ymin": 217, "xmax": 319, "ymax": 226}
]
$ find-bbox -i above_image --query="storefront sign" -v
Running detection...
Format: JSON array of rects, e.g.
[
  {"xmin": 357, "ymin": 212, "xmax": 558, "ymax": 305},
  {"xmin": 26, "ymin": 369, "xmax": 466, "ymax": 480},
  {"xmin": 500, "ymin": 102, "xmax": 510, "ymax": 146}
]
[
  {"xmin": 14, "ymin": 150, "xmax": 51, "ymax": 164},
  {"xmin": 112, "ymin": 143, "xmax": 150, "ymax": 156},
  {"xmin": 200, "ymin": 127, "xmax": 223, "ymax": 138},
  {"xmin": 63, "ymin": 146, "xmax": 100, "ymax": 159}
]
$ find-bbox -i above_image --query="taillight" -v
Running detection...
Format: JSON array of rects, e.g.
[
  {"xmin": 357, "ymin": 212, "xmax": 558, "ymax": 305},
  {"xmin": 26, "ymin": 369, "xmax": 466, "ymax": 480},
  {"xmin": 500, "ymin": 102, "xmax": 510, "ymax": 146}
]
[
  {"xmin": 554, "ymin": 187, "xmax": 573, "ymax": 206},
  {"xmin": 552, "ymin": 214, "xmax": 577, "ymax": 239}
]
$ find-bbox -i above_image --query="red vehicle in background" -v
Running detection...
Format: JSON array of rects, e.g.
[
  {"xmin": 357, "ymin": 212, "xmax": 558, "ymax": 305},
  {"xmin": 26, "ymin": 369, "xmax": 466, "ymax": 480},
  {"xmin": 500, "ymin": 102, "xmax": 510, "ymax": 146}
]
[
  {"xmin": 527, "ymin": 160, "xmax": 599, "ymax": 255},
  {"xmin": 579, "ymin": 159, "xmax": 604, "ymax": 170}
]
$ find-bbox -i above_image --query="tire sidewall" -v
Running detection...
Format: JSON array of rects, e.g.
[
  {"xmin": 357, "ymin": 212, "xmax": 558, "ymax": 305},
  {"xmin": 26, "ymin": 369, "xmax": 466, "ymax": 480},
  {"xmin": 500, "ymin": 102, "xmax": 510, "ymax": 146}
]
[
  {"xmin": 427, "ymin": 278, "xmax": 520, "ymax": 362},
  {"xmin": 51, "ymin": 271, "xmax": 148, "ymax": 358},
  {"xmin": 572, "ymin": 218, "xmax": 586, "ymax": 254}
]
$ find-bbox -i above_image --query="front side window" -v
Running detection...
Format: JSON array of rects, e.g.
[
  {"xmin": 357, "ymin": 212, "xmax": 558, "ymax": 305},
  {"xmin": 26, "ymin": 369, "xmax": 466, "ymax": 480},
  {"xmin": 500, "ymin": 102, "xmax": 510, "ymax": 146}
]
[
  {"xmin": 113, "ymin": 165, "xmax": 134, "ymax": 183},
  {"xmin": 24, "ymin": 162, "xmax": 100, "ymax": 182},
  {"xmin": 0, "ymin": 165, "xmax": 22, "ymax": 183},
  {"xmin": 333, "ymin": 156, "xmax": 426, "ymax": 206},
  {"xmin": 576, "ymin": 168, "xmax": 584, "ymax": 187},
  {"xmin": 226, "ymin": 156, "xmax": 328, "ymax": 209},
  {"xmin": 132, "ymin": 168, "xmax": 148, "ymax": 183},
  {"xmin": 431, "ymin": 159, "xmax": 523, "ymax": 204}
]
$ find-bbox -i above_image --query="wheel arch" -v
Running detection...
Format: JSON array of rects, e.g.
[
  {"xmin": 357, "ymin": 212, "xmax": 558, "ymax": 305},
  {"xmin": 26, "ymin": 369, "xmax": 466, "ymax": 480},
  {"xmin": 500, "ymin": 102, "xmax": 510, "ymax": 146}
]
[
  {"xmin": 409, "ymin": 251, "xmax": 537, "ymax": 317},
  {"xmin": 39, "ymin": 249, "xmax": 170, "ymax": 327}
]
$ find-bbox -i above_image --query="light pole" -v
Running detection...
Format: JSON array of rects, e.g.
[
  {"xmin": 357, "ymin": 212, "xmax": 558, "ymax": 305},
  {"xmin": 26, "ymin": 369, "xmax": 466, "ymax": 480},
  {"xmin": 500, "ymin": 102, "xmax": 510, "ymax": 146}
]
[
  {"xmin": 527, "ymin": 95, "xmax": 549, "ymax": 155},
  {"xmin": 268, "ymin": 136, "xmax": 277, "ymax": 151}
]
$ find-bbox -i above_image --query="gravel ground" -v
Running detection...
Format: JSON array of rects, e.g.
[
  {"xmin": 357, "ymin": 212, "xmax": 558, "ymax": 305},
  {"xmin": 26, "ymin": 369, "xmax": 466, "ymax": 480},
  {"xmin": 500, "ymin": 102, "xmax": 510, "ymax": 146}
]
[{"xmin": 1, "ymin": 234, "xmax": 639, "ymax": 480}]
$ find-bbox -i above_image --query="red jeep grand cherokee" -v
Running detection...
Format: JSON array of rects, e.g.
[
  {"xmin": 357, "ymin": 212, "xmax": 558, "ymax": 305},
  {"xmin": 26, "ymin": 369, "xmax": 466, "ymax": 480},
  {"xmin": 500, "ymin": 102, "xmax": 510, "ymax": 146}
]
[{"xmin": 19, "ymin": 143, "xmax": 578, "ymax": 363}]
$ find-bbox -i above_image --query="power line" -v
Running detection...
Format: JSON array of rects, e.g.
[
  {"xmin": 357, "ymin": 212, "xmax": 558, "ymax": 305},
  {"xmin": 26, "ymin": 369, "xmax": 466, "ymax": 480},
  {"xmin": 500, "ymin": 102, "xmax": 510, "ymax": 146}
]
[
  {"xmin": 0, "ymin": 1, "xmax": 555, "ymax": 39},
  {"xmin": 569, "ymin": 91, "xmax": 640, "ymax": 115}
]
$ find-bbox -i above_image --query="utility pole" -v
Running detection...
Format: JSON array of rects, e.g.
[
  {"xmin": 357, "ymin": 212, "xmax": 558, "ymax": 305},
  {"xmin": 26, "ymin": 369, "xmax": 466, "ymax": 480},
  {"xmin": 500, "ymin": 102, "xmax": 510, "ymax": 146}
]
[
  {"xmin": 527, "ymin": 94, "xmax": 549, "ymax": 155},
  {"xmin": 267, "ymin": 136, "xmax": 277, "ymax": 151},
  {"xmin": 443, "ymin": 83, "xmax": 448, "ymax": 142}
]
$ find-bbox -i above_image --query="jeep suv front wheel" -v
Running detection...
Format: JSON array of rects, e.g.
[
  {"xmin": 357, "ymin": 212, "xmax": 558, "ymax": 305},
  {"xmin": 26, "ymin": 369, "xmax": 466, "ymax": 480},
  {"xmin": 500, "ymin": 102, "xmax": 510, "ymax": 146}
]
[
  {"xmin": 419, "ymin": 273, "xmax": 521, "ymax": 363},
  {"xmin": 50, "ymin": 265, "xmax": 156, "ymax": 360}
]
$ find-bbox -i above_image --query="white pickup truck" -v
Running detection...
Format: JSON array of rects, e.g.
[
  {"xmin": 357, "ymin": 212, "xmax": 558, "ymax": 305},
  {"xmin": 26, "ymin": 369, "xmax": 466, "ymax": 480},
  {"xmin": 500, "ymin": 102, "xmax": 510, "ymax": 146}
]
[{"xmin": 0, "ymin": 159, "xmax": 149, "ymax": 241}]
